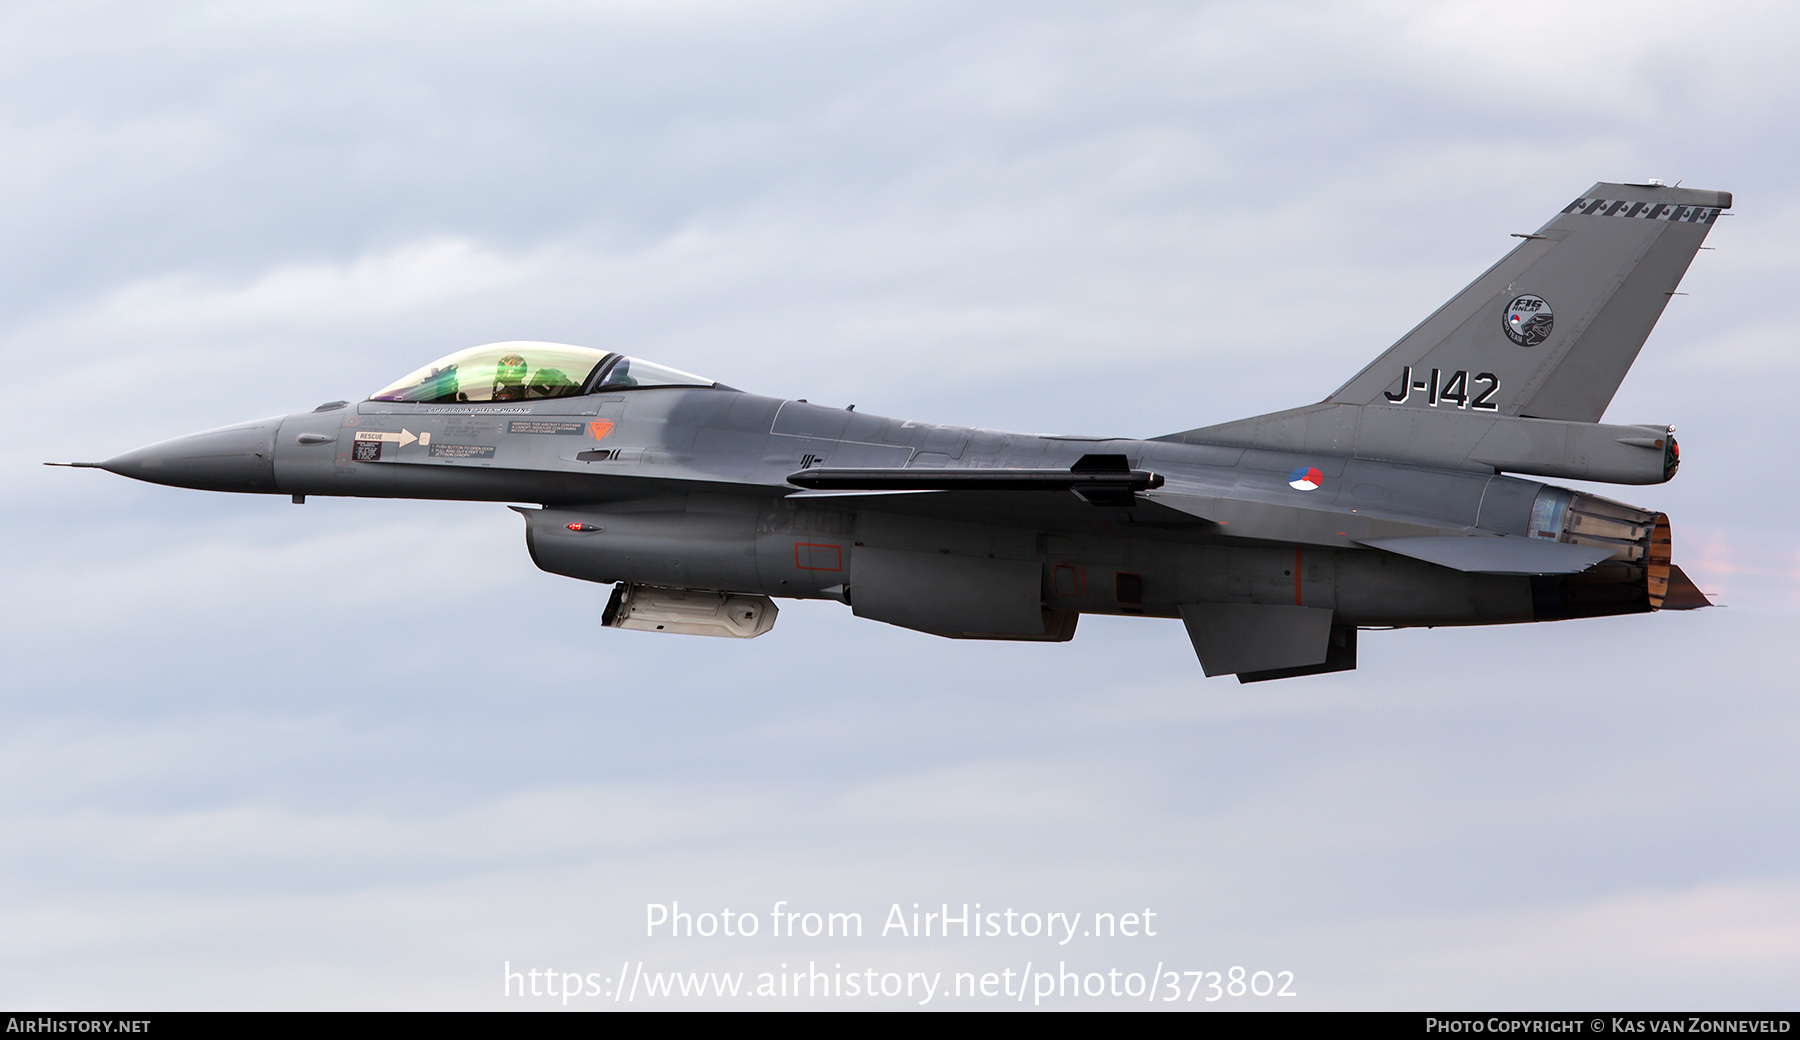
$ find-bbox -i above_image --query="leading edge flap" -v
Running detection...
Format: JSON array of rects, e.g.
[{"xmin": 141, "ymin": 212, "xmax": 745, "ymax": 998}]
[{"xmin": 1359, "ymin": 535, "xmax": 1614, "ymax": 575}]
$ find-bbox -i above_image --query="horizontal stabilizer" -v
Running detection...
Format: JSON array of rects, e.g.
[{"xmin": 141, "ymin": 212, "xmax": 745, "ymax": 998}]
[
  {"xmin": 1359, "ymin": 535, "xmax": 1614, "ymax": 575},
  {"xmin": 1659, "ymin": 564, "xmax": 1713, "ymax": 610}
]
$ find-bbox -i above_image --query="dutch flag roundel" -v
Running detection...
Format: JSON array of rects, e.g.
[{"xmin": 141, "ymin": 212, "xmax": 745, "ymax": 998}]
[{"xmin": 1288, "ymin": 466, "xmax": 1324, "ymax": 491}]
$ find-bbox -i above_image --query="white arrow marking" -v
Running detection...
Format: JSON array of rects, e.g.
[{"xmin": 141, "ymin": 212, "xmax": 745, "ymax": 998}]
[{"xmin": 353, "ymin": 428, "xmax": 419, "ymax": 447}]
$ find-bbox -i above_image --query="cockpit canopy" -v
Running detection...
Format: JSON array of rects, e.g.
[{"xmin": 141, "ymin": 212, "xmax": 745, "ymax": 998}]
[{"xmin": 368, "ymin": 342, "xmax": 718, "ymax": 404}]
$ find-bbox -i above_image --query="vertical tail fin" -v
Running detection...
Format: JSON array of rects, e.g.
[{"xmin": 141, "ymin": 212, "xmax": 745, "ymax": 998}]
[{"xmin": 1329, "ymin": 182, "xmax": 1730, "ymax": 422}]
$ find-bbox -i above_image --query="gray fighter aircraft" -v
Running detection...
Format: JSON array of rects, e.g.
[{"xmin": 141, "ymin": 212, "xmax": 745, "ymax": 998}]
[{"xmin": 57, "ymin": 181, "xmax": 1724, "ymax": 681}]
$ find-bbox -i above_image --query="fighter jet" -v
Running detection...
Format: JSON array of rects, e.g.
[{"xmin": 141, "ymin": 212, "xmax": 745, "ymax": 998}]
[{"xmin": 56, "ymin": 181, "xmax": 1723, "ymax": 681}]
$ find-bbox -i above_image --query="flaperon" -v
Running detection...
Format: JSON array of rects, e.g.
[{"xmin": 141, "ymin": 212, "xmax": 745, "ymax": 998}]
[{"xmin": 58, "ymin": 181, "xmax": 1724, "ymax": 681}]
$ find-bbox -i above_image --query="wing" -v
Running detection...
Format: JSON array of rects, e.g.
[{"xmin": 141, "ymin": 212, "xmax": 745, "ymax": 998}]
[{"xmin": 781, "ymin": 454, "xmax": 1206, "ymax": 529}]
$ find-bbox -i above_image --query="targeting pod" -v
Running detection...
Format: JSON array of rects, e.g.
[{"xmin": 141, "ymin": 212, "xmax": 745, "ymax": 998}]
[{"xmin": 602, "ymin": 583, "xmax": 778, "ymax": 638}]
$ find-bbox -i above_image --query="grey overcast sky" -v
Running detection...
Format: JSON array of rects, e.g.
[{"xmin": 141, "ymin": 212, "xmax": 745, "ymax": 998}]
[{"xmin": 3, "ymin": 0, "xmax": 1797, "ymax": 1010}]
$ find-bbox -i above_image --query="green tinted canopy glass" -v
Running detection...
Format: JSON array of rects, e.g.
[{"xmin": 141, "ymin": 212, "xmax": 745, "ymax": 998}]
[
  {"xmin": 369, "ymin": 342, "xmax": 613, "ymax": 403},
  {"xmin": 370, "ymin": 343, "xmax": 719, "ymax": 403}
]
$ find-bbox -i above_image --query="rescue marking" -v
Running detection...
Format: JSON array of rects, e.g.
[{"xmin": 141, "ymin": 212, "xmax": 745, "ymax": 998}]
[
  {"xmin": 589, "ymin": 421, "xmax": 616, "ymax": 440},
  {"xmin": 429, "ymin": 444, "xmax": 497, "ymax": 459},
  {"xmin": 416, "ymin": 405, "xmax": 531, "ymax": 414},
  {"xmin": 354, "ymin": 428, "xmax": 418, "ymax": 447}
]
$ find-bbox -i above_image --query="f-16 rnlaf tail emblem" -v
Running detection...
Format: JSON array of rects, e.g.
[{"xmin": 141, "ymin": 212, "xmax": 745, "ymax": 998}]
[
  {"xmin": 1503, "ymin": 294, "xmax": 1554, "ymax": 346},
  {"xmin": 1288, "ymin": 466, "xmax": 1323, "ymax": 491}
]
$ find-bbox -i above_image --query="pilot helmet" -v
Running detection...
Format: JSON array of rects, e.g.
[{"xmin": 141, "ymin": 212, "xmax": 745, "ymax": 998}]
[{"xmin": 493, "ymin": 353, "xmax": 528, "ymax": 396}]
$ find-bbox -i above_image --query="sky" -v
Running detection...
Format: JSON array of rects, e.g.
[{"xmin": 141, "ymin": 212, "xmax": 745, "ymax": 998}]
[{"xmin": 3, "ymin": 0, "xmax": 1797, "ymax": 1010}]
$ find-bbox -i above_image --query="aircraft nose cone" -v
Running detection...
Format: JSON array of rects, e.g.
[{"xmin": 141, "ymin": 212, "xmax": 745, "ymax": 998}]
[{"xmin": 100, "ymin": 417, "xmax": 283, "ymax": 493}]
